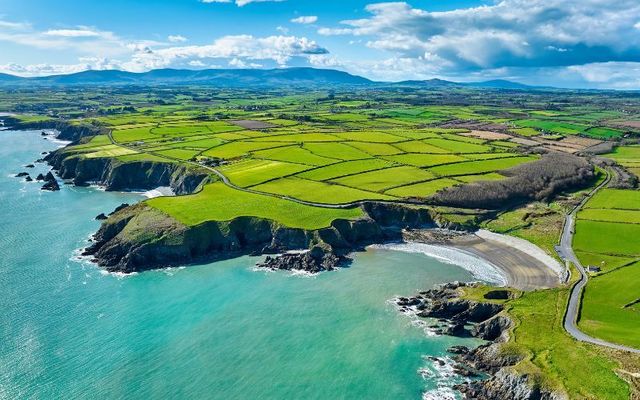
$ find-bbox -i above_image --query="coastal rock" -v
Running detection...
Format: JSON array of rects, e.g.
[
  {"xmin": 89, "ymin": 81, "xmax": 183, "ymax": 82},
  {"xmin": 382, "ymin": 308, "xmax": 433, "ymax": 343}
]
[
  {"xmin": 255, "ymin": 246, "xmax": 349, "ymax": 273},
  {"xmin": 456, "ymin": 369, "xmax": 568, "ymax": 400},
  {"xmin": 24, "ymin": 164, "xmax": 35, "ymax": 168},
  {"xmin": 95, "ymin": 213, "xmax": 108, "ymax": 220},
  {"xmin": 15, "ymin": 172, "xmax": 29, "ymax": 177},
  {"xmin": 110, "ymin": 203, "xmax": 129, "ymax": 215},
  {"xmin": 25, "ymin": 176, "xmax": 33, "ymax": 182},
  {"xmin": 396, "ymin": 283, "xmax": 565, "ymax": 400},
  {"xmin": 41, "ymin": 172, "xmax": 60, "ymax": 191},
  {"xmin": 36, "ymin": 173, "xmax": 45, "ymax": 181}
]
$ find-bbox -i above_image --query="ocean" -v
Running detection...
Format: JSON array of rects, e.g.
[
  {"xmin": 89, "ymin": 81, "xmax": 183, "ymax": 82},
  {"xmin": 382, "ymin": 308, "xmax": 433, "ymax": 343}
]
[{"xmin": 0, "ymin": 130, "xmax": 484, "ymax": 399}]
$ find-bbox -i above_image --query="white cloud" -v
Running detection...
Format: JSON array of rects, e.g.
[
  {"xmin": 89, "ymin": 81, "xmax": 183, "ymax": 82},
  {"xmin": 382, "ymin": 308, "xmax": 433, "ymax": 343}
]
[
  {"xmin": 201, "ymin": 0, "xmax": 284, "ymax": 7},
  {"xmin": 276, "ymin": 26, "xmax": 289, "ymax": 34},
  {"xmin": 318, "ymin": 0, "xmax": 640, "ymax": 73},
  {"xmin": 117, "ymin": 34, "xmax": 327, "ymax": 72},
  {"xmin": 44, "ymin": 28, "xmax": 102, "ymax": 38},
  {"xmin": 168, "ymin": 35, "xmax": 187, "ymax": 43},
  {"xmin": 0, "ymin": 20, "xmax": 30, "ymax": 30},
  {"xmin": 291, "ymin": 16, "xmax": 318, "ymax": 24}
]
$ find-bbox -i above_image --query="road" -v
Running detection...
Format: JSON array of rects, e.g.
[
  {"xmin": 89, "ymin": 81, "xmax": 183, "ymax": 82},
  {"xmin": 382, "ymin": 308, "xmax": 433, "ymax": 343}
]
[{"xmin": 557, "ymin": 170, "xmax": 640, "ymax": 354}]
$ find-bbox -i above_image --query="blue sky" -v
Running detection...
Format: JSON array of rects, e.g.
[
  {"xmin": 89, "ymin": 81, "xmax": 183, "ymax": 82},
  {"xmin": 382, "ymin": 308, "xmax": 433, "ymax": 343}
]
[{"xmin": 1, "ymin": 0, "xmax": 639, "ymax": 88}]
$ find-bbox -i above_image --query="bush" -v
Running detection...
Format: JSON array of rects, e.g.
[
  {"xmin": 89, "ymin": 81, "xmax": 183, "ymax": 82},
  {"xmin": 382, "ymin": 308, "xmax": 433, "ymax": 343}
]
[{"xmin": 431, "ymin": 153, "xmax": 594, "ymax": 209}]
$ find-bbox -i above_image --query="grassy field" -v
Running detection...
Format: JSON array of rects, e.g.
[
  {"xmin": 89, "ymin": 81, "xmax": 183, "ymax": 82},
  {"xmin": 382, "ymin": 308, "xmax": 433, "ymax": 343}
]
[
  {"xmin": 580, "ymin": 262, "xmax": 640, "ymax": 348},
  {"xmin": 147, "ymin": 182, "xmax": 364, "ymax": 229},
  {"xmin": 576, "ymin": 182, "xmax": 640, "ymax": 348},
  {"xmin": 461, "ymin": 283, "xmax": 631, "ymax": 399}
]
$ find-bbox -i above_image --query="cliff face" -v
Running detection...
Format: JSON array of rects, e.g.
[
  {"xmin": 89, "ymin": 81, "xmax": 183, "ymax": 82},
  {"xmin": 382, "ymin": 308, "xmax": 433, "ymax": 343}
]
[
  {"xmin": 46, "ymin": 149, "xmax": 210, "ymax": 194},
  {"xmin": 4, "ymin": 117, "xmax": 103, "ymax": 142},
  {"xmin": 396, "ymin": 283, "xmax": 568, "ymax": 400},
  {"xmin": 84, "ymin": 202, "xmax": 435, "ymax": 273}
]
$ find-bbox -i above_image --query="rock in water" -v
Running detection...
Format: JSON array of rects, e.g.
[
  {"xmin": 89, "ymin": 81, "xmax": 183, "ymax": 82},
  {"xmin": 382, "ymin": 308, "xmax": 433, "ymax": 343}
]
[
  {"xmin": 24, "ymin": 164, "xmax": 35, "ymax": 168},
  {"xmin": 36, "ymin": 173, "xmax": 45, "ymax": 181},
  {"xmin": 25, "ymin": 176, "xmax": 33, "ymax": 182},
  {"xmin": 110, "ymin": 203, "xmax": 130, "ymax": 215},
  {"xmin": 95, "ymin": 213, "xmax": 108, "ymax": 220},
  {"xmin": 256, "ymin": 246, "xmax": 348, "ymax": 273},
  {"xmin": 41, "ymin": 172, "xmax": 60, "ymax": 191},
  {"xmin": 15, "ymin": 172, "xmax": 29, "ymax": 177}
]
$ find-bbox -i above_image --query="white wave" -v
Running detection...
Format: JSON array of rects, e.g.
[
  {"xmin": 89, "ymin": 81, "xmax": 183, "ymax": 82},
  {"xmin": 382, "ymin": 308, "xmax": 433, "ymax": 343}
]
[
  {"xmin": 371, "ymin": 242, "xmax": 507, "ymax": 286},
  {"xmin": 48, "ymin": 137, "xmax": 72, "ymax": 147},
  {"xmin": 422, "ymin": 388, "xmax": 457, "ymax": 400},
  {"xmin": 143, "ymin": 186, "xmax": 174, "ymax": 198}
]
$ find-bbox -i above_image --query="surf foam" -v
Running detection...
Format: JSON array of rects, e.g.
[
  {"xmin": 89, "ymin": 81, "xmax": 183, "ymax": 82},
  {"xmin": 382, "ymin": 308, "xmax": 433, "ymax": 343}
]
[{"xmin": 371, "ymin": 242, "xmax": 507, "ymax": 286}]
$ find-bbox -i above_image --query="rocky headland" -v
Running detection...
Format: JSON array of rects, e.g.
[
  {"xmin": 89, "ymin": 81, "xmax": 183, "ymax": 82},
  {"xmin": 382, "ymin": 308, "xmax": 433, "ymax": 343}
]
[
  {"xmin": 394, "ymin": 282, "xmax": 566, "ymax": 400},
  {"xmin": 83, "ymin": 201, "xmax": 434, "ymax": 273}
]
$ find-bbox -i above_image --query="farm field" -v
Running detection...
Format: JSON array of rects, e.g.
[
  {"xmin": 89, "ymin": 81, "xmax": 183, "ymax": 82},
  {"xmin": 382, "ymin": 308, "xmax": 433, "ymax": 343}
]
[
  {"xmin": 146, "ymin": 182, "xmax": 364, "ymax": 230},
  {"xmin": 576, "ymin": 186, "xmax": 640, "ymax": 348}
]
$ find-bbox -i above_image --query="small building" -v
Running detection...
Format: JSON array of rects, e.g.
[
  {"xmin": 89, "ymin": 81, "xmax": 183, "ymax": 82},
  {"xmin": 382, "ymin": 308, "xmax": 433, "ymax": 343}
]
[{"xmin": 586, "ymin": 265, "xmax": 601, "ymax": 273}]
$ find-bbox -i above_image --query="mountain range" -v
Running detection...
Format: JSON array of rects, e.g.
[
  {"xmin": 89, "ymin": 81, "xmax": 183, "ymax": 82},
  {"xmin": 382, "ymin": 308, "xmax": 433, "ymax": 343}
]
[{"xmin": 0, "ymin": 67, "xmax": 539, "ymax": 90}]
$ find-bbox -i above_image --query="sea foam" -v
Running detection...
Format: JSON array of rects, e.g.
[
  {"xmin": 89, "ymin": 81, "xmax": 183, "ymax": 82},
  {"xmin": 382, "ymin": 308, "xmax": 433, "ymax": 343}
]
[{"xmin": 371, "ymin": 242, "xmax": 507, "ymax": 286}]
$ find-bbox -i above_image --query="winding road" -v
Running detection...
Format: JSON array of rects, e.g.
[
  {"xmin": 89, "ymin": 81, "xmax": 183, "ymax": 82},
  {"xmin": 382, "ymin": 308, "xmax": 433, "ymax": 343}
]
[{"xmin": 557, "ymin": 169, "xmax": 640, "ymax": 354}]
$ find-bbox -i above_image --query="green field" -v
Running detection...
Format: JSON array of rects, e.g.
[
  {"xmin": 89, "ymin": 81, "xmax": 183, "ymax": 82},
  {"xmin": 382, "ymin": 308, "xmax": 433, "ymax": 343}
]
[
  {"xmin": 580, "ymin": 263, "xmax": 640, "ymax": 348},
  {"xmin": 461, "ymin": 284, "xmax": 631, "ymax": 399},
  {"xmin": 147, "ymin": 182, "xmax": 364, "ymax": 229},
  {"xmin": 576, "ymin": 185, "xmax": 640, "ymax": 349}
]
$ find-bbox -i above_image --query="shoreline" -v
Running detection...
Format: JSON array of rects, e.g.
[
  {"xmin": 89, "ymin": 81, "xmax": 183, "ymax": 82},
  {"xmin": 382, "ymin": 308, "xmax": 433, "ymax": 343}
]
[{"xmin": 399, "ymin": 229, "xmax": 562, "ymax": 291}]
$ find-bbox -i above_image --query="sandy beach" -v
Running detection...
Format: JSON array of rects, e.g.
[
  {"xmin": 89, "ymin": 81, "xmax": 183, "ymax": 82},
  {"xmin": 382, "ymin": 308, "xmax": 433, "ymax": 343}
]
[{"xmin": 400, "ymin": 229, "xmax": 563, "ymax": 291}]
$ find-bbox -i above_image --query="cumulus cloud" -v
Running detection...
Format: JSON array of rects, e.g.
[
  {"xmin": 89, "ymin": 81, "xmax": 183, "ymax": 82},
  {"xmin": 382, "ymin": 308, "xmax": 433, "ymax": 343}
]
[
  {"xmin": 291, "ymin": 16, "xmax": 318, "ymax": 24},
  {"xmin": 120, "ymin": 34, "xmax": 328, "ymax": 71},
  {"xmin": 201, "ymin": 0, "xmax": 284, "ymax": 7},
  {"xmin": 319, "ymin": 0, "xmax": 640, "ymax": 73},
  {"xmin": 168, "ymin": 34, "xmax": 187, "ymax": 43}
]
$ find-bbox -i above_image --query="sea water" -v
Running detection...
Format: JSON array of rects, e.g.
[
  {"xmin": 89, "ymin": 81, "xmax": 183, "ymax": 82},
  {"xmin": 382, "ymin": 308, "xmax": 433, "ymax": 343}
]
[{"xmin": 0, "ymin": 130, "xmax": 483, "ymax": 399}]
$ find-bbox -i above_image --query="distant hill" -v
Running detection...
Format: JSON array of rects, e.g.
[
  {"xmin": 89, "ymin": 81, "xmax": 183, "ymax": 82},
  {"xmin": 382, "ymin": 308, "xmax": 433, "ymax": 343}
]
[
  {"xmin": 390, "ymin": 78, "xmax": 535, "ymax": 90},
  {"xmin": 465, "ymin": 79, "xmax": 533, "ymax": 90},
  {"xmin": 0, "ymin": 68, "xmax": 545, "ymax": 89},
  {"xmin": 0, "ymin": 68, "xmax": 373, "ymax": 87},
  {"xmin": 0, "ymin": 73, "xmax": 23, "ymax": 82}
]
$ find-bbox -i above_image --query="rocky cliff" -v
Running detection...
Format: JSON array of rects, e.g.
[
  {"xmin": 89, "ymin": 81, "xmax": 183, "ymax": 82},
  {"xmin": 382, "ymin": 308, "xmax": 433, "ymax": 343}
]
[
  {"xmin": 395, "ymin": 282, "xmax": 567, "ymax": 400},
  {"xmin": 84, "ymin": 202, "xmax": 434, "ymax": 273},
  {"xmin": 3, "ymin": 117, "xmax": 104, "ymax": 142},
  {"xmin": 45, "ymin": 148, "xmax": 210, "ymax": 194}
]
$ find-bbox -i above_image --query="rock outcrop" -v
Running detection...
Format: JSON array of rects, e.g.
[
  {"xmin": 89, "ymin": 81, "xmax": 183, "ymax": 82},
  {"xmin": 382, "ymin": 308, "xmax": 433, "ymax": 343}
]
[
  {"xmin": 394, "ymin": 282, "xmax": 567, "ymax": 400},
  {"xmin": 41, "ymin": 172, "xmax": 60, "ymax": 191},
  {"xmin": 256, "ymin": 246, "xmax": 349, "ymax": 273}
]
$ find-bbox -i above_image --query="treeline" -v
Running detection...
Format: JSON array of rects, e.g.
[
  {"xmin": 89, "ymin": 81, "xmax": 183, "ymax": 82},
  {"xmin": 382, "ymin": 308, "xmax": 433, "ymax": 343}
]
[{"xmin": 431, "ymin": 153, "xmax": 595, "ymax": 209}]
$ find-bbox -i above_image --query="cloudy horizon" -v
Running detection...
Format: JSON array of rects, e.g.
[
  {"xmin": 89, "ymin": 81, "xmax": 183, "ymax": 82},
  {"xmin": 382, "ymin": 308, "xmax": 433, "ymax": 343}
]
[{"xmin": 1, "ymin": 0, "xmax": 639, "ymax": 89}]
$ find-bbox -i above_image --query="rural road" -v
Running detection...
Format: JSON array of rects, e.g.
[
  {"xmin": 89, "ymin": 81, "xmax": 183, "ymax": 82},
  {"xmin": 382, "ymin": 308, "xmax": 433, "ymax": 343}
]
[{"xmin": 557, "ymin": 170, "xmax": 640, "ymax": 354}]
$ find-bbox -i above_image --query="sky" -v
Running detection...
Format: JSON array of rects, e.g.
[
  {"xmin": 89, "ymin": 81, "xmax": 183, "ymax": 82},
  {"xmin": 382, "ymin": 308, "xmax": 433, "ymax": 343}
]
[{"xmin": 1, "ymin": 0, "xmax": 639, "ymax": 88}]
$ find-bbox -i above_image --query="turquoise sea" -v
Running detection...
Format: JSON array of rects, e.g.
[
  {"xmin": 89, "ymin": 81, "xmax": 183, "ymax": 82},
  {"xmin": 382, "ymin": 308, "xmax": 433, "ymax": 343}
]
[{"xmin": 0, "ymin": 130, "xmax": 482, "ymax": 399}]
